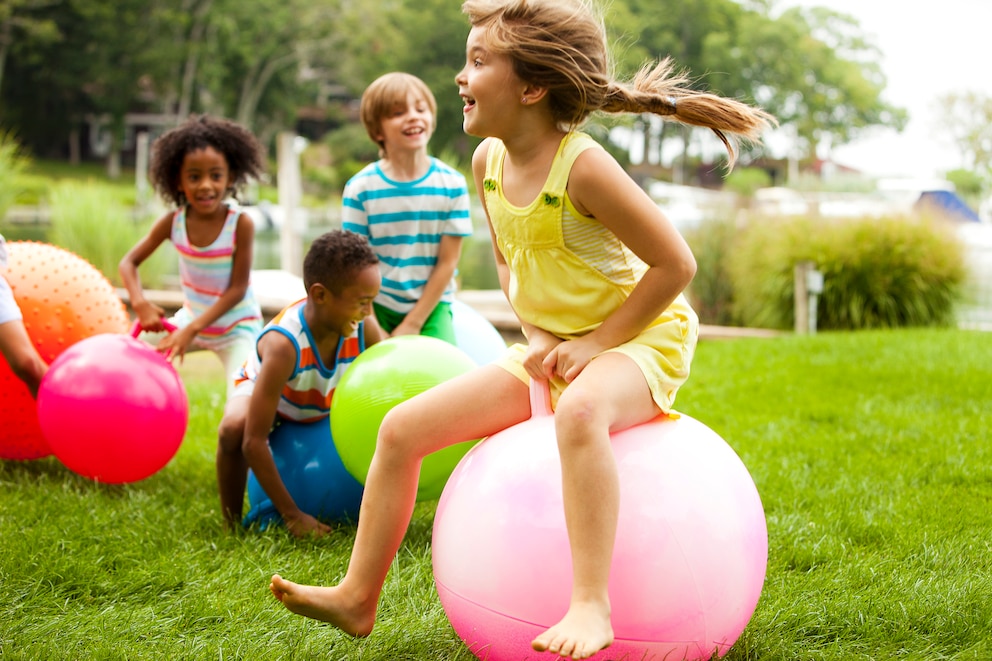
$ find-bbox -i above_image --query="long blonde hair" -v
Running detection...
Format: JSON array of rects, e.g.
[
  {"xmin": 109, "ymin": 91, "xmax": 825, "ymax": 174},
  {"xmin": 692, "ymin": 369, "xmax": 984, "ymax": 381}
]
[{"xmin": 462, "ymin": 0, "xmax": 776, "ymax": 167}]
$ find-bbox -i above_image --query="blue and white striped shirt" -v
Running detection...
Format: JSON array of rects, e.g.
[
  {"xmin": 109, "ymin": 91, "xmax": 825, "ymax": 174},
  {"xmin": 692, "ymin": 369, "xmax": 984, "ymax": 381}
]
[{"xmin": 342, "ymin": 158, "xmax": 473, "ymax": 314}]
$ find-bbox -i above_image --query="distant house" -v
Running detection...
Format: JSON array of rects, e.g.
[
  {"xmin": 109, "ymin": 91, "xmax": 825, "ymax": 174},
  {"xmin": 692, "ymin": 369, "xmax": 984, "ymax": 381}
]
[{"xmin": 810, "ymin": 158, "xmax": 863, "ymax": 179}]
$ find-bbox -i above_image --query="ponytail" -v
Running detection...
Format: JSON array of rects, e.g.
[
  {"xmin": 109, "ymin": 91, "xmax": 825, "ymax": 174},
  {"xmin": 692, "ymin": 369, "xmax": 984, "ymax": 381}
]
[{"xmin": 603, "ymin": 59, "xmax": 776, "ymax": 168}]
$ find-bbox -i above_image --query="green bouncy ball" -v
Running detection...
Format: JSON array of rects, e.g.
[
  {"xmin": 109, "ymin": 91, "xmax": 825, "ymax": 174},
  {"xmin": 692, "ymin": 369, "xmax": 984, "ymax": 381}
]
[{"xmin": 330, "ymin": 335, "xmax": 479, "ymax": 501}]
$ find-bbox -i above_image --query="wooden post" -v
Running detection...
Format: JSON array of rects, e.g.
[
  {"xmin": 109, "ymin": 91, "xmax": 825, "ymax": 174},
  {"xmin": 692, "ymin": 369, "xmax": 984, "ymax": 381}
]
[
  {"xmin": 794, "ymin": 261, "xmax": 810, "ymax": 334},
  {"xmin": 277, "ymin": 131, "xmax": 303, "ymax": 277},
  {"xmin": 806, "ymin": 267, "xmax": 824, "ymax": 334},
  {"xmin": 794, "ymin": 261, "xmax": 824, "ymax": 335},
  {"xmin": 135, "ymin": 132, "xmax": 150, "ymax": 212}
]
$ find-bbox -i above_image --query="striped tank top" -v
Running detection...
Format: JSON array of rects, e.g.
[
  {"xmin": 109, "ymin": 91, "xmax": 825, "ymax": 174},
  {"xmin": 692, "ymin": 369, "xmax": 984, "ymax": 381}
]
[
  {"xmin": 172, "ymin": 204, "xmax": 262, "ymax": 344},
  {"xmin": 234, "ymin": 299, "xmax": 366, "ymax": 422}
]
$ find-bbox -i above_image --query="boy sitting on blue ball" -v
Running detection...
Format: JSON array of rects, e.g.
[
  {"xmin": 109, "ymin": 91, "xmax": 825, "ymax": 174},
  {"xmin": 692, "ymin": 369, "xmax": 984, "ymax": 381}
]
[{"xmin": 217, "ymin": 230, "xmax": 383, "ymax": 537}]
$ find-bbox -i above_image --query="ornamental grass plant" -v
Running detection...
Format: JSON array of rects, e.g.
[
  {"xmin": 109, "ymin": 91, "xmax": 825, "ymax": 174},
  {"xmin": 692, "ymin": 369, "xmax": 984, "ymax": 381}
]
[
  {"xmin": 0, "ymin": 131, "xmax": 30, "ymax": 220},
  {"xmin": 47, "ymin": 180, "xmax": 171, "ymax": 289},
  {"xmin": 684, "ymin": 214, "xmax": 967, "ymax": 331}
]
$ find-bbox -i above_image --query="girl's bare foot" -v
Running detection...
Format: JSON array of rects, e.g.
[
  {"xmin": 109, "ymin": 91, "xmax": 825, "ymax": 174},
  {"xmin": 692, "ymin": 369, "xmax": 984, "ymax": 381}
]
[
  {"xmin": 269, "ymin": 574, "xmax": 376, "ymax": 636},
  {"xmin": 531, "ymin": 602, "xmax": 613, "ymax": 659}
]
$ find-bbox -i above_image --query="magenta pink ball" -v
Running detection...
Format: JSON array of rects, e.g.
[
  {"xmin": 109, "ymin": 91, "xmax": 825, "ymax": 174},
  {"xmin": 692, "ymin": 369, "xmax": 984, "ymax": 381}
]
[
  {"xmin": 432, "ymin": 411, "xmax": 767, "ymax": 661},
  {"xmin": 37, "ymin": 332, "xmax": 188, "ymax": 483}
]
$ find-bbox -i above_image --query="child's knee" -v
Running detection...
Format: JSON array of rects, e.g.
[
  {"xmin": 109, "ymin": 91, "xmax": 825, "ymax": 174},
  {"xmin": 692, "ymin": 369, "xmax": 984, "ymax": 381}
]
[
  {"xmin": 376, "ymin": 405, "xmax": 419, "ymax": 457},
  {"xmin": 376, "ymin": 409, "xmax": 402, "ymax": 450},
  {"xmin": 555, "ymin": 385, "xmax": 602, "ymax": 426},
  {"xmin": 217, "ymin": 414, "xmax": 246, "ymax": 454}
]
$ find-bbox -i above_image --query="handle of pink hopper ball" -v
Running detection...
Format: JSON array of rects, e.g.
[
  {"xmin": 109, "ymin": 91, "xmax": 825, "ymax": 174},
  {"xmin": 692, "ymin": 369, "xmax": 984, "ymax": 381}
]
[
  {"xmin": 129, "ymin": 318, "xmax": 180, "ymax": 338},
  {"xmin": 528, "ymin": 379, "xmax": 553, "ymax": 419}
]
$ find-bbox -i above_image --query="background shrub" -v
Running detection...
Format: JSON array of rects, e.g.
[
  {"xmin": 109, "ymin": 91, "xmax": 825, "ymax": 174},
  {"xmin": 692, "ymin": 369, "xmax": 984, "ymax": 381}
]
[
  {"xmin": 48, "ymin": 180, "xmax": 172, "ymax": 288},
  {"xmin": 726, "ymin": 216, "xmax": 813, "ymax": 329},
  {"xmin": 682, "ymin": 215, "xmax": 739, "ymax": 326},
  {"xmin": 0, "ymin": 131, "xmax": 29, "ymax": 219},
  {"xmin": 321, "ymin": 123, "xmax": 379, "ymax": 192},
  {"xmin": 457, "ymin": 233, "xmax": 499, "ymax": 290},
  {"xmin": 723, "ymin": 166, "xmax": 772, "ymax": 198},
  {"xmin": 729, "ymin": 215, "xmax": 966, "ymax": 330}
]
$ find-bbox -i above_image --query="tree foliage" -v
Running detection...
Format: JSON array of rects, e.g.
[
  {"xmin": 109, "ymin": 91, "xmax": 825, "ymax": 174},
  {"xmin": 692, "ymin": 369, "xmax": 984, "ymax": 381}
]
[
  {"xmin": 0, "ymin": 128, "xmax": 30, "ymax": 217},
  {"xmin": 0, "ymin": 0, "xmax": 60, "ymax": 93},
  {"xmin": 936, "ymin": 91, "xmax": 992, "ymax": 183},
  {"xmin": 0, "ymin": 0, "xmax": 907, "ymax": 173}
]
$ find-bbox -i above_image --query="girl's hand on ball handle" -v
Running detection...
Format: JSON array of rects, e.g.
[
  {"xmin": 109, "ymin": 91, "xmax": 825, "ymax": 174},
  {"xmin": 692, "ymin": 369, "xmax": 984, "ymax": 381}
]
[
  {"xmin": 129, "ymin": 319, "xmax": 181, "ymax": 360},
  {"xmin": 129, "ymin": 318, "xmax": 180, "ymax": 338}
]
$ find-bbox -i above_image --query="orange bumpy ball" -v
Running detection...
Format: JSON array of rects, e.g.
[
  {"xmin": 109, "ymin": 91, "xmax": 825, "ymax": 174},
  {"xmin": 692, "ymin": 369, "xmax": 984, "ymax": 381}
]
[{"xmin": 0, "ymin": 241, "xmax": 129, "ymax": 461}]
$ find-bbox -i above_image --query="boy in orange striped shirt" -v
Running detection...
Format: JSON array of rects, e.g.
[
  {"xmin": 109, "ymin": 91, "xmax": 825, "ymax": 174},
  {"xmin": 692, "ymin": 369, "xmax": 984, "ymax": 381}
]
[{"xmin": 217, "ymin": 230, "xmax": 383, "ymax": 536}]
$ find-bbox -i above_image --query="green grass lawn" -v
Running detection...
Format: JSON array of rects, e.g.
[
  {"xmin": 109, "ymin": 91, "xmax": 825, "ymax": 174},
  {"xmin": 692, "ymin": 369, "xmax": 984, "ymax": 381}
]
[{"xmin": 1, "ymin": 329, "xmax": 990, "ymax": 660}]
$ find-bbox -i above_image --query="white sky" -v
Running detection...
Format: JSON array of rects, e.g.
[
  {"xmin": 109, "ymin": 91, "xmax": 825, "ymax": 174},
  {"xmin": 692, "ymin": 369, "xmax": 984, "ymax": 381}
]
[{"xmin": 775, "ymin": 0, "xmax": 992, "ymax": 179}]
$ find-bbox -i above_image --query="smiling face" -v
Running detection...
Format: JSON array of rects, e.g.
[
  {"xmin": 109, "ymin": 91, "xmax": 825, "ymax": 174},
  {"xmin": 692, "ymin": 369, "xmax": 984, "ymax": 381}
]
[
  {"xmin": 376, "ymin": 92, "xmax": 435, "ymax": 157},
  {"xmin": 360, "ymin": 73, "xmax": 438, "ymax": 159},
  {"xmin": 456, "ymin": 26, "xmax": 526, "ymax": 139},
  {"xmin": 314, "ymin": 263, "xmax": 381, "ymax": 339},
  {"xmin": 177, "ymin": 146, "xmax": 230, "ymax": 218}
]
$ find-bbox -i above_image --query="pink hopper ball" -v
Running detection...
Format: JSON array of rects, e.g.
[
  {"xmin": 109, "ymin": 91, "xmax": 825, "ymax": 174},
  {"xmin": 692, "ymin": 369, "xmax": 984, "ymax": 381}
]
[
  {"xmin": 37, "ymin": 326, "xmax": 189, "ymax": 483},
  {"xmin": 432, "ymin": 384, "xmax": 768, "ymax": 661},
  {"xmin": 0, "ymin": 240, "xmax": 130, "ymax": 461}
]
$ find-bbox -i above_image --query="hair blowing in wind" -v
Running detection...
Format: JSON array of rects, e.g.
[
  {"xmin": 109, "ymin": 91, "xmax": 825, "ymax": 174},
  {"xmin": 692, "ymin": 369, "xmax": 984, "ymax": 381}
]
[{"xmin": 462, "ymin": 0, "xmax": 777, "ymax": 168}]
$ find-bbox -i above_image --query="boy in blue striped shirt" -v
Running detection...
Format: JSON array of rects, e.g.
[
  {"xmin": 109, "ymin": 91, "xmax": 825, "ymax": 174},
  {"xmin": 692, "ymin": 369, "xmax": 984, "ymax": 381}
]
[{"xmin": 342, "ymin": 72, "xmax": 473, "ymax": 344}]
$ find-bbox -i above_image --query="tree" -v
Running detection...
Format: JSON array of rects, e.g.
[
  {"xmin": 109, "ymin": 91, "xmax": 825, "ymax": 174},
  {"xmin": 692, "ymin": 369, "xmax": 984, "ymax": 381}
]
[
  {"xmin": 0, "ymin": 0, "xmax": 910, "ymax": 180},
  {"xmin": 602, "ymin": 0, "xmax": 906, "ymax": 173},
  {"xmin": 393, "ymin": 0, "xmax": 474, "ymax": 160},
  {"xmin": 186, "ymin": 0, "xmax": 408, "ymax": 147},
  {"xmin": 0, "ymin": 129, "xmax": 30, "ymax": 217},
  {"xmin": 936, "ymin": 92, "xmax": 992, "ymax": 182},
  {"xmin": 0, "ymin": 0, "xmax": 181, "ymax": 167},
  {"xmin": 170, "ymin": 0, "xmax": 215, "ymax": 121},
  {"xmin": 0, "ymin": 0, "xmax": 59, "ymax": 97},
  {"xmin": 767, "ymin": 6, "xmax": 906, "ymax": 159},
  {"xmin": 67, "ymin": 0, "xmax": 174, "ymax": 176},
  {"xmin": 607, "ymin": 0, "xmax": 746, "ymax": 174}
]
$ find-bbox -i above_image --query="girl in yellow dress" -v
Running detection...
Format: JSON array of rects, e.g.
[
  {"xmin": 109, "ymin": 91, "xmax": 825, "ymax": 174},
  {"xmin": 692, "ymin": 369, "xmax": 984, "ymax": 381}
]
[{"xmin": 270, "ymin": 1, "xmax": 774, "ymax": 658}]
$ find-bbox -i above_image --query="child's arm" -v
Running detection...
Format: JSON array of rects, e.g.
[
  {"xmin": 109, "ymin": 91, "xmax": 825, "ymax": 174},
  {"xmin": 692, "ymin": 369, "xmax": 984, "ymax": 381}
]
[
  {"xmin": 160, "ymin": 212, "xmax": 257, "ymax": 359},
  {"xmin": 388, "ymin": 234, "xmax": 462, "ymax": 337},
  {"xmin": 0, "ymin": 314, "xmax": 48, "ymax": 397},
  {"xmin": 242, "ymin": 331, "xmax": 332, "ymax": 538},
  {"xmin": 550, "ymin": 147, "xmax": 697, "ymax": 383},
  {"xmin": 119, "ymin": 212, "xmax": 172, "ymax": 332}
]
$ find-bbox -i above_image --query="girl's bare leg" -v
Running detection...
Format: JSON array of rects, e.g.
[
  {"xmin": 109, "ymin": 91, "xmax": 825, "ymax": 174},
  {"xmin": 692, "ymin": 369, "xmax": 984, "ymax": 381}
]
[
  {"xmin": 215, "ymin": 396, "xmax": 251, "ymax": 527},
  {"xmin": 531, "ymin": 353, "xmax": 660, "ymax": 660},
  {"xmin": 270, "ymin": 365, "xmax": 530, "ymax": 635}
]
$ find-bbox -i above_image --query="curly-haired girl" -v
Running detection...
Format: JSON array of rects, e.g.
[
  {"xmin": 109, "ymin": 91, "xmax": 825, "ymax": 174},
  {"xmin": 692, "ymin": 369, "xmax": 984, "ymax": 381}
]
[{"xmin": 120, "ymin": 115, "xmax": 266, "ymax": 396}]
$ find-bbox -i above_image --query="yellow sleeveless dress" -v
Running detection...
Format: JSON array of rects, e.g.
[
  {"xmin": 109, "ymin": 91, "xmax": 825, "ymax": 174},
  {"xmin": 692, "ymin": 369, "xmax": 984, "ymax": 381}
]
[{"xmin": 485, "ymin": 132, "xmax": 698, "ymax": 413}]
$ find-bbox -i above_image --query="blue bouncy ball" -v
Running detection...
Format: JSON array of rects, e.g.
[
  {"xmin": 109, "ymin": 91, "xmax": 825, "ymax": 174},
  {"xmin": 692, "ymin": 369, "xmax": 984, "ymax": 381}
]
[
  {"xmin": 244, "ymin": 418, "xmax": 364, "ymax": 529},
  {"xmin": 451, "ymin": 299, "xmax": 507, "ymax": 366}
]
